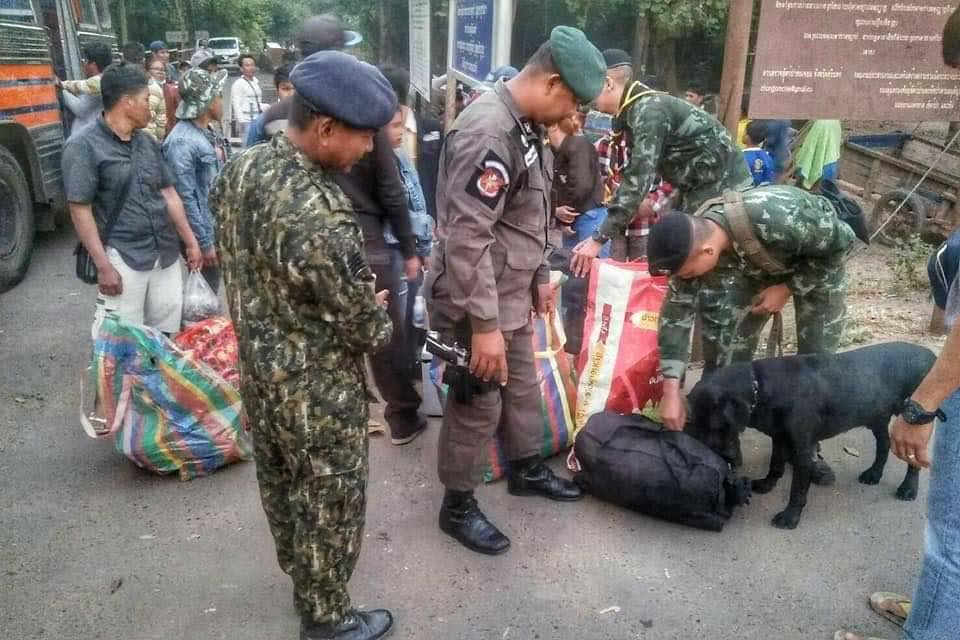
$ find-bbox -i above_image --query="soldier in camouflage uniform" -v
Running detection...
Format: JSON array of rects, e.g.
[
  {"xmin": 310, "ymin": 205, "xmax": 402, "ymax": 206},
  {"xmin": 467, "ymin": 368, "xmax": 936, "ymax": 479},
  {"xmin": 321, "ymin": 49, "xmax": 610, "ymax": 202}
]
[
  {"xmin": 570, "ymin": 80, "xmax": 752, "ymax": 274},
  {"xmin": 646, "ymin": 185, "xmax": 855, "ymax": 433},
  {"xmin": 211, "ymin": 52, "xmax": 398, "ymax": 640}
]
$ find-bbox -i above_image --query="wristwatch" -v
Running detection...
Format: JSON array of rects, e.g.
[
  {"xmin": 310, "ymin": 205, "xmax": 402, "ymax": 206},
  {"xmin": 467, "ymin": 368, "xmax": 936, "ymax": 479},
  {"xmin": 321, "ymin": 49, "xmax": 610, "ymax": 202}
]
[
  {"xmin": 901, "ymin": 399, "xmax": 946, "ymax": 425},
  {"xmin": 591, "ymin": 228, "xmax": 610, "ymax": 244}
]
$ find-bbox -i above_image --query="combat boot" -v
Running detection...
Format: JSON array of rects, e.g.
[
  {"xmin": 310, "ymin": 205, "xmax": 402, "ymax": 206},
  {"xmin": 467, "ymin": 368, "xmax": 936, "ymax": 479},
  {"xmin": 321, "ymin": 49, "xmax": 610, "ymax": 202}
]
[
  {"xmin": 507, "ymin": 458, "xmax": 583, "ymax": 501},
  {"xmin": 300, "ymin": 609, "xmax": 393, "ymax": 640},
  {"xmin": 438, "ymin": 490, "xmax": 510, "ymax": 555}
]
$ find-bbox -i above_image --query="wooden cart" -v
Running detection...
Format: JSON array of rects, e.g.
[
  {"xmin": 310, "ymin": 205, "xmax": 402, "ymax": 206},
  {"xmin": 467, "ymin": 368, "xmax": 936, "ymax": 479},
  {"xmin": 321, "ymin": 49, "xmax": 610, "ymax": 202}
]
[{"xmin": 839, "ymin": 132, "xmax": 960, "ymax": 245}]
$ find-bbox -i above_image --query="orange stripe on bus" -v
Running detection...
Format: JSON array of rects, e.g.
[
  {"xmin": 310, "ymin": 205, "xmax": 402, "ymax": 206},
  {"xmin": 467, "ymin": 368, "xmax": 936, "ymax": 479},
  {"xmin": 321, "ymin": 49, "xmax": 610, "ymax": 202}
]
[
  {"xmin": 0, "ymin": 64, "xmax": 56, "ymax": 80},
  {"xmin": 0, "ymin": 85, "xmax": 57, "ymax": 110},
  {"xmin": 14, "ymin": 110, "xmax": 62, "ymax": 128}
]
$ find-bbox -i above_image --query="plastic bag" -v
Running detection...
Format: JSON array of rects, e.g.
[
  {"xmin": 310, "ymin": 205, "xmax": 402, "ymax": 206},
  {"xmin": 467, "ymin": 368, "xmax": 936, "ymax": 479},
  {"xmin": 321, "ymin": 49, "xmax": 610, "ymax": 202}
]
[{"xmin": 182, "ymin": 271, "xmax": 221, "ymax": 326}]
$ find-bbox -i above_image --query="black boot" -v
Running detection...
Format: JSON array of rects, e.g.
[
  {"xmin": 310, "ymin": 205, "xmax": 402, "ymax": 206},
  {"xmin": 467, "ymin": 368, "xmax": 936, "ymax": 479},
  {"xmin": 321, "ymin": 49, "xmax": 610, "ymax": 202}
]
[
  {"xmin": 300, "ymin": 609, "xmax": 393, "ymax": 640},
  {"xmin": 438, "ymin": 490, "xmax": 510, "ymax": 555},
  {"xmin": 507, "ymin": 458, "xmax": 583, "ymax": 501}
]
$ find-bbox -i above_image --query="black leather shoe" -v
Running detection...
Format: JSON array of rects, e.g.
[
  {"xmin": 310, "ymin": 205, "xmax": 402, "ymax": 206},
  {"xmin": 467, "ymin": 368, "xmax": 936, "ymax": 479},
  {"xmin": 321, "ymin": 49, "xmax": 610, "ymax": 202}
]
[
  {"xmin": 811, "ymin": 458, "xmax": 836, "ymax": 486},
  {"xmin": 508, "ymin": 462, "xmax": 583, "ymax": 501},
  {"xmin": 439, "ymin": 496, "xmax": 511, "ymax": 555},
  {"xmin": 300, "ymin": 609, "xmax": 393, "ymax": 640}
]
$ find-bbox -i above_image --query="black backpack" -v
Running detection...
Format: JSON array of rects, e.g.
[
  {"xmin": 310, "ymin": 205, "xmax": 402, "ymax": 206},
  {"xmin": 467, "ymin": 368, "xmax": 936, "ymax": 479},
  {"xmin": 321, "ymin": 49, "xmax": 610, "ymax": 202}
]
[
  {"xmin": 574, "ymin": 412, "xmax": 751, "ymax": 531},
  {"xmin": 820, "ymin": 178, "xmax": 871, "ymax": 244}
]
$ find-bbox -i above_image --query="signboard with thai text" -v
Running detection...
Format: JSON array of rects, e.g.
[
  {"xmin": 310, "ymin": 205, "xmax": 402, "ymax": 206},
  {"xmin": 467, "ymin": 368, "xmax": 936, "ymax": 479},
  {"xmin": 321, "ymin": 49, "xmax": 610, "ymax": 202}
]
[
  {"xmin": 749, "ymin": 2, "xmax": 960, "ymax": 121},
  {"xmin": 409, "ymin": 0, "xmax": 432, "ymax": 100}
]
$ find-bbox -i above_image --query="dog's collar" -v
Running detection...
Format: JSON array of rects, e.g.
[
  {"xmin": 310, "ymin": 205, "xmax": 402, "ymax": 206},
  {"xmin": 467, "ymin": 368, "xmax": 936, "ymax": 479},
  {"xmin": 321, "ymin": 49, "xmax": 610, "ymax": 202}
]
[{"xmin": 749, "ymin": 364, "xmax": 760, "ymax": 418}]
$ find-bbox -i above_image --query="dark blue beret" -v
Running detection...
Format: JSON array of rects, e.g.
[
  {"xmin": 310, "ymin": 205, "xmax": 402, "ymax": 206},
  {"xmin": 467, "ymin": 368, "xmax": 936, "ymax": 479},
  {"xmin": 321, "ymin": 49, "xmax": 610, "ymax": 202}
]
[
  {"xmin": 291, "ymin": 51, "xmax": 398, "ymax": 130},
  {"xmin": 647, "ymin": 212, "xmax": 694, "ymax": 276}
]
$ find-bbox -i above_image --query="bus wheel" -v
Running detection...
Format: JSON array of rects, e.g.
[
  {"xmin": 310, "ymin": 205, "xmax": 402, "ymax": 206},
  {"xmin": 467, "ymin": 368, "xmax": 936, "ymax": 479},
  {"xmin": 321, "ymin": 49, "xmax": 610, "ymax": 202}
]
[{"xmin": 0, "ymin": 146, "xmax": 34, "ymax": 293}]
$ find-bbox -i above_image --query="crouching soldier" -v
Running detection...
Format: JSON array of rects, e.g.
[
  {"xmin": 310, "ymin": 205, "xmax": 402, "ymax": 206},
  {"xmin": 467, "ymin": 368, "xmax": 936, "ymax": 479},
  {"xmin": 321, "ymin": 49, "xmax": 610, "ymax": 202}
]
[{"xmin": 649, "ymin": 185, "xmax": 857, "ymax": 479}]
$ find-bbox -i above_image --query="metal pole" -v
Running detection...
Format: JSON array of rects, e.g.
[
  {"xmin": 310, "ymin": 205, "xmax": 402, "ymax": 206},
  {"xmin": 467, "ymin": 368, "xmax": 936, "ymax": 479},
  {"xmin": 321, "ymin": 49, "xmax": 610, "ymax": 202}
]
[
  {"xmin": 718, "ymin": 0, "xmax": 754, "ymax": 135},
  {"xmin": 492, "ymin": 0, "xmax": 513, "ymax": 69}
]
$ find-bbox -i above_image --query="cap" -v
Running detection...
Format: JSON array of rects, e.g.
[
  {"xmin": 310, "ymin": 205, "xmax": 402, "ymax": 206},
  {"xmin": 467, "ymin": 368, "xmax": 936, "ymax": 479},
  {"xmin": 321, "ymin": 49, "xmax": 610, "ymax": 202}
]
[
  {"xmin": 485, "ymin": 65, "xmax": 518, "ymax": 83},
  {"xmin": 295, "ymin": 15, "xmax": 362, "ymax": 54},
  {"xmin": 176, "ymin": 68, "xmax": 228, "ymax": 120},
  {"xmin": 549, "ymin": 26, "xmax": 606, "ymax": 103},
  {"xmin": 647, "ymin": 212, "xmax": 695, "ymax": 275},
  {"xmin": 190, "ymin": 49, "xmax": 216, "ymax": 68},
  {"xmin": 602, "ymin": 48, "xmax": 632, "ymax": 69},
  {"xmin": 149, "ymin": 40, "xmax": 167, "ymax": 52},
  {"xmin": 290, "ymin": 51, "xmax": 397, "ymax": 130}
]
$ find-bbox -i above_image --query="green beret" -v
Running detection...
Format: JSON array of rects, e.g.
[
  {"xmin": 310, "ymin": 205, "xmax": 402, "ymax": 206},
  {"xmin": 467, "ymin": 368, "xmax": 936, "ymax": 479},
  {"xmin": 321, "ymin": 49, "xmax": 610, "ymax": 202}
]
[{"xmin": 549, "ymin": 26, "xmax": 606, "ymax": 103}]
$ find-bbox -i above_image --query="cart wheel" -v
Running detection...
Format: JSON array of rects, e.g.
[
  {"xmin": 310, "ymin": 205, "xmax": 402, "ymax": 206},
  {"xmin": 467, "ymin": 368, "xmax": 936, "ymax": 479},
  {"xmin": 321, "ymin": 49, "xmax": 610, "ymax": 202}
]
[{"xmin": 872, "ymin": 189, "xmax": 926, "ymax": 247}]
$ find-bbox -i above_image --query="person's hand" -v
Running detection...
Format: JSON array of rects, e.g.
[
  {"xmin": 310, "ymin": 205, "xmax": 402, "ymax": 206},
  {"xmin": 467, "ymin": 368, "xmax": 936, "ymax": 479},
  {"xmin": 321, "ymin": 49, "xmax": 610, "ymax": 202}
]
[
  {"xmin": 560, "ymin": 225, "xmax": 576, "ymax": 237},
  {"xmin": 637, "ymin": 200, "xmax": 656, "ymax": 222},
  {"xmin": 404, "ymin": 256, "xmax": 422, "ymax": 281},
  {"xmin": 185, "ymin": 242, "xmax": 203, "ymax": 271},
  {"xmin": 571, "ymin": 237, "xmax": 604, "ymax": 278},
  {"xmin": 534, "ymin": 282, "xmax": 556, "ymax": 316},
  {"xmin": 470, "ymin": 329, "xmax": 508, "ymax": 385},
  {"xmin": 422, "ymin": 255, "xmax": 433, "ymax": 272},
  {"xmin": 891, "ymin": 416, "xmax": 933, "ymax": 469},
  {"xmin": 660, "ymin": 380, "xmax": 687, "ymax": 431},
  {"xmin": 97, "ymin": 263, "xmax": 123, "ymax": 296},
  {"xmin": 202, "ymin": 247, "xmax": 218, "ymax": 268},
  {"xmin": 375, "ymin": 289, "xmax": 390, "ymax": 307},
  {"xmin": 54, "ymin": 77, "xmax": 63, "ymax": 88},
  {"xmin": 751, "ymin": 283, "xmax": 792, "ymax": 315},
  {"xmin": 555, "ymin": 205, "xmax": 578, "ymax": 224}
]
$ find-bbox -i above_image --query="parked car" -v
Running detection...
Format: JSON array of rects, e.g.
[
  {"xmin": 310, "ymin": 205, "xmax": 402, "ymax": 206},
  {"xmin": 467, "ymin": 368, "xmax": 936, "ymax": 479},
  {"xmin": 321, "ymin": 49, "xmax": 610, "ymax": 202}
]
[{"xmin": 206, "ymin": 37, "xmax": 243, "ymax": 72}]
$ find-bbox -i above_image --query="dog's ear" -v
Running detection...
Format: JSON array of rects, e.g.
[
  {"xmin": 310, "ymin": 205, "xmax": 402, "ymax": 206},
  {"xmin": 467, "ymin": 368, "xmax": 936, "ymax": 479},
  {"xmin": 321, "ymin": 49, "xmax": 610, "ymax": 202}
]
[{"xmin": 721, "ymin": 396, "xmax": 751, "ymax": 433}]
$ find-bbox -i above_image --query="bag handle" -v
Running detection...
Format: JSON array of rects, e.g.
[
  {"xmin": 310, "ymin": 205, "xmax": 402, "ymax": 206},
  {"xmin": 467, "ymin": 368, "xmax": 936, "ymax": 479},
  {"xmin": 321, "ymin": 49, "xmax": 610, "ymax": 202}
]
[{"xmin": 100, "ymin": 137, "xmax": 142, "ymax": 245}]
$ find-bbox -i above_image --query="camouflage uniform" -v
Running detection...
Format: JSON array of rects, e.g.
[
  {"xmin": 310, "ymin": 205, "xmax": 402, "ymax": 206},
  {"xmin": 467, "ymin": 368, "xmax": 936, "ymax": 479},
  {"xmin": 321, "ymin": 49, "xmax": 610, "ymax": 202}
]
[
  {"xmin": 659, "ymin": 185, "xmax": 855, "ymax": 380},
  {"xmin": 211, "ymin": 133, "xmax": 392, "ymax": 625},
  {"xmin": 598, "ymin": 90, "xmax": 752, "ymax": 240}
]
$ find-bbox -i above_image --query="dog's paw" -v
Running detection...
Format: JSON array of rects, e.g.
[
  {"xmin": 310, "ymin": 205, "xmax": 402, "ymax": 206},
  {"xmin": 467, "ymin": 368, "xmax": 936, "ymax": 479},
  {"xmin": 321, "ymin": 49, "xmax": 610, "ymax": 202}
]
[
  {"xmin": 858, "ymin": 468, "xmax": 883, "ymax": 485},
  {"xmin": 751, "ymin": 478, "xmax": 777, "ymax": 494},
  {"xmin": 896, "ymin": 485, "xmax": 918, "ymax": 501},
  {"xmin": 771, "ymin": 509, "xmax": 801, "ymax": 530}
]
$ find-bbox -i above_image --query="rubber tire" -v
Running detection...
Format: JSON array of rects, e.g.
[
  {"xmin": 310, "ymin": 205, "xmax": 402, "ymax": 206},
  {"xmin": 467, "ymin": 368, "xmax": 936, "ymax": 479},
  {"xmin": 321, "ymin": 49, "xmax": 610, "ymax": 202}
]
[
  {"xmin": 872, "ymin": 188, "xmax": 925, "ymax": 247},
  {"xmin": 0, "ymin": 146, "xmax": 34, "ymax": 293}
]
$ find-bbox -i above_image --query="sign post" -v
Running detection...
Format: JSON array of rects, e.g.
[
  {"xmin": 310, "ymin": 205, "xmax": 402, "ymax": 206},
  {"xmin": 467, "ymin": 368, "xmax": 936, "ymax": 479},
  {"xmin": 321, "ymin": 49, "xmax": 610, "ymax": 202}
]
[
  {"xmin": 749, "ymin": 1, "xmax": 960, "ymax": 121},
  {"xmin": 409, "ymin": 0, "xmax": 432, "ymax": 101}
]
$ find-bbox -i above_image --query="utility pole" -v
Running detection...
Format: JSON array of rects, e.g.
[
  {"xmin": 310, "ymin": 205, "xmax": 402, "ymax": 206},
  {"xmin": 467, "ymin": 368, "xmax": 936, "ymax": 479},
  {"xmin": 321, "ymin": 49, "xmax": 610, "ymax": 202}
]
[{"xmin": 718, "ymin": 0, "xmax": 754, "ymax": 135}]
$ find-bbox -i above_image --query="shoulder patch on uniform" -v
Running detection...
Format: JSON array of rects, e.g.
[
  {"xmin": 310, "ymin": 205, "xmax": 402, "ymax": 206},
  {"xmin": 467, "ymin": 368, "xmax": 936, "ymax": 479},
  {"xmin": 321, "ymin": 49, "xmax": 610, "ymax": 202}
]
[{"xmin": 465, "ymin": 150, "xmax": 510, "ymax": 210}]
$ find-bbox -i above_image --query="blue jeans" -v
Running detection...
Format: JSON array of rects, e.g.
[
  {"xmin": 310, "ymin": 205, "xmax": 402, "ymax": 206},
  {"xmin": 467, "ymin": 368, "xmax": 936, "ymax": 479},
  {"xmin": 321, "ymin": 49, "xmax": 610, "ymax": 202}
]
[
  {"xmin": 562, "ymin": 206, "xmax": 611, "ymax": 258},
  {"xmin": 904, "ymin": 388, "xmax": 960, "ymax": 640}
]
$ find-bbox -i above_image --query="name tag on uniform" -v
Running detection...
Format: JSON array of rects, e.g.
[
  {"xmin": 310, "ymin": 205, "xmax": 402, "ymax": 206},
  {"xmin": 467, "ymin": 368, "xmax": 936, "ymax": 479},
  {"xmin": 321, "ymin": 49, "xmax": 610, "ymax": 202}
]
[{"xmin": 524, "ymin": 145, "xmax": 538, "ymax": 168}]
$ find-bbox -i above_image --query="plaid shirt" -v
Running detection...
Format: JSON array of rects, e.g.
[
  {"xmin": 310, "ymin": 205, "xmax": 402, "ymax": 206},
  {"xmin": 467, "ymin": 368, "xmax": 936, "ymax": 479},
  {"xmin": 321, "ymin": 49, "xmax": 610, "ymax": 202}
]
[{"xmin": 595, "ymin": 131, "xmax": 671, "ymax": 237}]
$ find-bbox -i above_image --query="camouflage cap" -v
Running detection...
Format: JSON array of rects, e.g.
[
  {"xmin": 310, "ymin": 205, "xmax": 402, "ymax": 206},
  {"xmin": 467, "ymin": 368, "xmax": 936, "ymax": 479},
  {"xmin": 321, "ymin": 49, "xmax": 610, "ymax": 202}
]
[
  {"xmin": 176, "ymin": 68, "xmax": 228, "ymax": 120},
  {"xmin": 549, "ymin": 26, "xmax": 606, "ymax": 103}
]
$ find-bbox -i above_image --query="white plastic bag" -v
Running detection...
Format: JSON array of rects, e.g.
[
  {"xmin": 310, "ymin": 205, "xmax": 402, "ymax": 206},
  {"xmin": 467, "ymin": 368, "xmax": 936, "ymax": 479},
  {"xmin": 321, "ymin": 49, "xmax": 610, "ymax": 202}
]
[{"xmin": 182, "ymin": 271, "xmax": 221, "ymax": 326}]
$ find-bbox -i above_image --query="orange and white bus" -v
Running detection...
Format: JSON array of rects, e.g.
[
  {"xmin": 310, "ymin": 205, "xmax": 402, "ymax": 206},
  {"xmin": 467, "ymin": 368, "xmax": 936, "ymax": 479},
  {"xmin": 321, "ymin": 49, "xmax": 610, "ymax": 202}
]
[{"xmin": 0, "ymin": 0, "xmax": 115, "ymax": 291}]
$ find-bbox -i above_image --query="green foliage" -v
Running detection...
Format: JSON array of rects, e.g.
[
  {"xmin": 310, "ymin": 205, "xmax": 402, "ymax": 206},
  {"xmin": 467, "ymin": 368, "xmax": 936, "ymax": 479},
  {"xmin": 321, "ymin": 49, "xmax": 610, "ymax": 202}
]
[
  {"xmin": 886, "ymin": 234, "xmax": 931, "ymax": 295},
  {"xmin": 839, "ymin": 317, "xmax": 874, "ymax": 348},
  {"xmin": 564, "ymin": 0, "xmax": 728, "ymax": 37}
]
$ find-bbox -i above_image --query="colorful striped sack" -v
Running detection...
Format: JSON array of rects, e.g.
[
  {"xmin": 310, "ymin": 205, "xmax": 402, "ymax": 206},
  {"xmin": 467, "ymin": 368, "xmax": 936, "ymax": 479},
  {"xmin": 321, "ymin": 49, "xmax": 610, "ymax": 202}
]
[
  {"xmin": 82, "ymin": 316, "xmax": 251, "ymax": 480},
  {"xmin": 428, "ymin": 311, "xmax": 577, "ymax": 483}
]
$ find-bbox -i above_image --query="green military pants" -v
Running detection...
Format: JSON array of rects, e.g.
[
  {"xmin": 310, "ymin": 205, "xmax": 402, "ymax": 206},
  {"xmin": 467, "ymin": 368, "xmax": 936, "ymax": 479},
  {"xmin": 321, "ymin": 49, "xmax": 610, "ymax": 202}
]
[
  {"xmin": 246, "ymin": 371, "xmax": 369, "ymax": 625},
  {"xmin": 699, "ymin": 257, "xmax": 848, "ymax": 370}
]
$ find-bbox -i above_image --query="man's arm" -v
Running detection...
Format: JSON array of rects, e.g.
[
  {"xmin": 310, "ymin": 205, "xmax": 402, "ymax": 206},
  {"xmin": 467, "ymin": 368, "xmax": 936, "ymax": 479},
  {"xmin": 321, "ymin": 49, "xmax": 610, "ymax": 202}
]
[
  {"xmin": 891, "ymin": 319, "xmax": 960, "ymax": 468},
  {"xmin": 599, "ymin": 99, "xmax": 671, "ymax": 239},
  {"xmin": 160, "ymin": 186, "xmax": 202, "ymax": 269},
  {"xmin": 61, "ymin": 76, "xmax": 100, "ymax": 97},
  {"xmin": 283, "ymin": 219, "xmax": 393, "ymax": 353},
  {"xmin": 163, "ymin": 144, "xmax": 212, "ymax": 250},
  {"xmin": 373, "ymin": 128, "xmax": 416, "ymax": 260},
  {"xmin": 658, "ymin": 277, "xmax": 699, "ymax": 380}
]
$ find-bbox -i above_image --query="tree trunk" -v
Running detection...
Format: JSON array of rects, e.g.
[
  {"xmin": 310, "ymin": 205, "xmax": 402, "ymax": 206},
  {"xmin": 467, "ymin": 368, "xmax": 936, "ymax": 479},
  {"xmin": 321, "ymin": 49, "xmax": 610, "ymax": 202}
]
[
  {"xmin": 378, "ymin": 4, "xmax": 388, "ymax": 63},
  {"xmin": 652, "ymin": 30, "xmax": 679, "ymax": 94},
  {"xmin": 632, "ymin": 13, "xmax": 651, "ymax": 79},
  {"xmin": 116, "ymin": 0, "xmax": 128, "ymax": 44}
]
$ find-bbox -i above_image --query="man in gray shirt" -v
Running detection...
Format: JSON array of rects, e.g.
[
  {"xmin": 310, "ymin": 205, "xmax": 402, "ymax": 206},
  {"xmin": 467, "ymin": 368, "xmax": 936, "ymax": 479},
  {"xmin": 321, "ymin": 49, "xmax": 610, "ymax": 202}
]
[
  {"xmin": 62, "ymin": 62, "xmax": 202, "ymax": 339},
  {"xmin": 59, "ymin": 43, "xmax": 113, "ymax": 138}
]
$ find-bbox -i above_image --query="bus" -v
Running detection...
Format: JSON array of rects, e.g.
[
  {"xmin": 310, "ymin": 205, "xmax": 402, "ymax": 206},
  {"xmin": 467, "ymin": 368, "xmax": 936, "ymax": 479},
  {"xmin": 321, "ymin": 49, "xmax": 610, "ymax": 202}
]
[{"xmin": 0, "ymin": 0, "xmax": 116, "ymax": 292}]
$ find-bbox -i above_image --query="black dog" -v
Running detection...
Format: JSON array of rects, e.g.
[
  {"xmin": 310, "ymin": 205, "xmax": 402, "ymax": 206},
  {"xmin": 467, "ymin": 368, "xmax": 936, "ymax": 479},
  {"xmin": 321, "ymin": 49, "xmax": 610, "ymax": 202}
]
[{"xmin": 686, "ymin": 342, "xmax": 936, "ymax": 530}]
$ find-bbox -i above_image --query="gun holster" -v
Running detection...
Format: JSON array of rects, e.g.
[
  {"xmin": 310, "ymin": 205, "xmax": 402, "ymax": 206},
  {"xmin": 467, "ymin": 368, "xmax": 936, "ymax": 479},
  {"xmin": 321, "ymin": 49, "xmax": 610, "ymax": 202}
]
[{"xmin": 429, "ymin": 323, "xmax": 501, "ymax": 406}]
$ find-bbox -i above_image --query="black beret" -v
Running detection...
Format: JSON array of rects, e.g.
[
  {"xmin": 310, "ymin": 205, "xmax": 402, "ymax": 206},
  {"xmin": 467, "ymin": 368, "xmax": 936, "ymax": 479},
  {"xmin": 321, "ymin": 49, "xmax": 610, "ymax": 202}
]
[
  {"xmin": 603, "ymin": 48, "xmax": 632, "ymax": 69},
  {"xmin": 291, "ymin": 51, "xmax": 397, "ymax": 130},
  {"xmin": 647, "ymin": 212, "xmax": 694, "ymax": 275}
]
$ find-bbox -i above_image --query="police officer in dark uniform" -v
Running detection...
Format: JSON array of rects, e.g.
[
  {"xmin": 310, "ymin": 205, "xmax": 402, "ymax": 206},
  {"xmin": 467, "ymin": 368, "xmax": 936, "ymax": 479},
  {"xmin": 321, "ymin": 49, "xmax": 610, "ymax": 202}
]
[{"xmin": 425, "ymin": 27, "xmax": 606, "ymax": 555}]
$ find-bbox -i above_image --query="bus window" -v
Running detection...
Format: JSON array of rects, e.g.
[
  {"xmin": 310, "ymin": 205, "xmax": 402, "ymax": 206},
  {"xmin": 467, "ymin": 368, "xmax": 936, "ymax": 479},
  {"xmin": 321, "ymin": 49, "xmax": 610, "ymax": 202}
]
[
  {"xmin": 93, "ymin": 0, "xmax": 108, "ymax": 29},
  {"xmin": 0, "ymin": 0, "xmax": 37, "ymax": 23},
  {"xmin": 69, "ymin": 0, "xmax": 97, "ymax": 27}
]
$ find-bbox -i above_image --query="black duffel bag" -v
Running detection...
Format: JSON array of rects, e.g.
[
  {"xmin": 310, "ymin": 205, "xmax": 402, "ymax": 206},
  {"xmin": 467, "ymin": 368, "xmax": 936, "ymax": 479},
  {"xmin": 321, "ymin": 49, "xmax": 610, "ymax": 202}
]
[{"xmin": 574, "ymin": 411, "xmax": 751, "ymax": 531}]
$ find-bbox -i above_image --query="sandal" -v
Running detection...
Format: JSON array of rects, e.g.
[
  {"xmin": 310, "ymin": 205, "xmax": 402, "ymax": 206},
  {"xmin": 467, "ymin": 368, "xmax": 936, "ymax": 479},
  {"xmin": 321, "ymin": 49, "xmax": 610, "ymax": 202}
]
[
  {"xmin": 869, "ymin": 592, "xmax": 910, "ymax": 627},
  {"xmin": 834, "ymin": 630, "xmax": 888, "ymax": 640}
]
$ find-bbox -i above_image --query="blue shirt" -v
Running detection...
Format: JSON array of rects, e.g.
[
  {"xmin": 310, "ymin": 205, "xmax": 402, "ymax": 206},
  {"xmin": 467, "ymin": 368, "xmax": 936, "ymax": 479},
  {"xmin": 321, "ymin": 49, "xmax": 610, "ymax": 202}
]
[
  {"xmin": 743, "ymin": 147, "xmax": 775, "ymax": 186},
  {"xmin": 384, "ymin": 149, "xmax": 433, "ymax": 257},
  {"xmin": 162, "ymin": 120, "xmax": 226, "ymax": 250}
]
